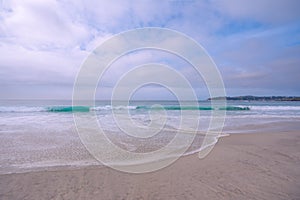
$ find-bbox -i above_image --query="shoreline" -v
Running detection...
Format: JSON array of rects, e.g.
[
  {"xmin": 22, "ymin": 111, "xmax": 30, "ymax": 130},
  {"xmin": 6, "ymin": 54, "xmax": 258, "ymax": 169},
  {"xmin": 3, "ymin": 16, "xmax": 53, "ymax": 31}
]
[{"xmin": 1, "ymin": 131, "xmax": 300, "ymax": 200}]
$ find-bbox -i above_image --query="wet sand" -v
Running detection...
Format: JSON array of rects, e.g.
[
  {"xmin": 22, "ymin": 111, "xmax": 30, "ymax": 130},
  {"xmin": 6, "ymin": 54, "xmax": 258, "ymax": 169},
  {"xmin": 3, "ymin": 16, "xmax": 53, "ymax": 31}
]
[{"xmin": 1, "ymin": 131, "xmax": 300, "ymax": 200}]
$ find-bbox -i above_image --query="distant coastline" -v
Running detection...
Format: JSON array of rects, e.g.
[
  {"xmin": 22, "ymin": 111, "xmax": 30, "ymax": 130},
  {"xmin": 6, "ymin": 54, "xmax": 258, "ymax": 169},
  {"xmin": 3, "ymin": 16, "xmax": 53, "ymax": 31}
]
[{"xmin": 208, "ymin": 96, "xmax": 300, "ymax": 101}]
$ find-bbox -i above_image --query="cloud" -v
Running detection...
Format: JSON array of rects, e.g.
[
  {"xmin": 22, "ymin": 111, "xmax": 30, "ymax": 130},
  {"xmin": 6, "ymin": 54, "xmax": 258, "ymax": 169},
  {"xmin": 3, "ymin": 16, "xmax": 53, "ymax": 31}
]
[
  {"xmin": 212, "ymin": 0, "xmax": 300, "ymax": 25},
  {"xmin": 0, "ymin": 0, "xmax": 299, "ymax": 99},
  {"xmin": 1, "ymin": 0, "xmax": 90, "ymax": 49}
]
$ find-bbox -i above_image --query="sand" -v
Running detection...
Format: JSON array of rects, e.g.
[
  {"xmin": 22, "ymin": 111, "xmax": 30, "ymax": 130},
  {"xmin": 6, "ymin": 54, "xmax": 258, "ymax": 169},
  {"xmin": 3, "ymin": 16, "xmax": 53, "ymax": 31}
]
[{"xmin": 1, "ymin": 131, "xmax": 300, "ymax": 200}]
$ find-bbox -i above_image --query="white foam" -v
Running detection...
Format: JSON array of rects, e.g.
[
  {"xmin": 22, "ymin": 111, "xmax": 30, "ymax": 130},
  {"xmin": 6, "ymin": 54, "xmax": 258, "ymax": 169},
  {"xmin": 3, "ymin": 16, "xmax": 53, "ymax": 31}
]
[
  {"xmin": 0, "ymin": 106, "xmax": 46, "ymax": 113},
  {"xmin": 91, "ymin": 105, "xmax": 137, "ymax": 111},
  {"xmin": 248, "ymin": 106, "xmax": 300, "ymax": 111}
]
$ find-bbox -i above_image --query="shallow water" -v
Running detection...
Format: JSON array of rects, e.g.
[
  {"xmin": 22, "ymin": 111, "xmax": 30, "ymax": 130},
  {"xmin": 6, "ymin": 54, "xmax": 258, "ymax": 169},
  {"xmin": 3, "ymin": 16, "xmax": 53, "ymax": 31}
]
[{"xmin": 0, "ymin": 100, "xmax": 299, "ymax": 174}]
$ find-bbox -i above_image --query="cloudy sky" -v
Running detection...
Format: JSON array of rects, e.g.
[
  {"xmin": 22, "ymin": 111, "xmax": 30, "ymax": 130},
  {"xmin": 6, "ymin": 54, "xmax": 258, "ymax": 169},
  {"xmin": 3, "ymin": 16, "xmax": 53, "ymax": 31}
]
[{"xmin": 0, "ymin": 0, "xmax": 299, "ymax": 100}]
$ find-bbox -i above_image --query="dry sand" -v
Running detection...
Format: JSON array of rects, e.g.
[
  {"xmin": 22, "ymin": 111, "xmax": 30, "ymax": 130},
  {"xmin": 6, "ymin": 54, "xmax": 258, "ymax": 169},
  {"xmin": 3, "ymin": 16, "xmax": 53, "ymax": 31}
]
[{"xmin": 1, "ymin": 131, "xmax": 300, "ymax": 200}]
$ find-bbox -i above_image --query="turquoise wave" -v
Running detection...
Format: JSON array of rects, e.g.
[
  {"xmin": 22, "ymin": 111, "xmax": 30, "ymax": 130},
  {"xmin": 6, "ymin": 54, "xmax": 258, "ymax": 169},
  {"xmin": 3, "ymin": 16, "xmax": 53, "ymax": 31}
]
[
  {"xmin": 136, "ymin": 105, "xmax": 250, "ymax": 111},
  {"xmin": 219, "ymin": 106, "xmax": 250, "ymax": 111},
  {"xmin": 45, "ymin": 105, "xmax": 250, "ymax": 112},
  {"xmin": 47, "ymin": 106, "xmax": 90, "ymax": 112}
]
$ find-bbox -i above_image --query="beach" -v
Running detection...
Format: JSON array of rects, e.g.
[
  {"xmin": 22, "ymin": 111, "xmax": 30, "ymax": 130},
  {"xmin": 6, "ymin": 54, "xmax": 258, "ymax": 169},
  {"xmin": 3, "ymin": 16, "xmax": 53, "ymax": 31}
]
[
  {"xmin": 1, "ymin": 130, "xmax": 299, "ymax": 200},
  {"xmin": 1, "ymin": 0, "xmax": 299, "ymax": 199}
]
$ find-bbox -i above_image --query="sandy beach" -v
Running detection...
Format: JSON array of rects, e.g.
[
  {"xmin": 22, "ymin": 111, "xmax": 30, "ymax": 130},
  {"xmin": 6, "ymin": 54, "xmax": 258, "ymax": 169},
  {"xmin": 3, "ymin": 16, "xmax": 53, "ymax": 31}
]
[
  {"xmin": 1, "ymin": 130, "xmax": 299, "ymax": 200},
  {"xmin": 1, "ymin": 0, "xmax": 299, "ymax": 199}
]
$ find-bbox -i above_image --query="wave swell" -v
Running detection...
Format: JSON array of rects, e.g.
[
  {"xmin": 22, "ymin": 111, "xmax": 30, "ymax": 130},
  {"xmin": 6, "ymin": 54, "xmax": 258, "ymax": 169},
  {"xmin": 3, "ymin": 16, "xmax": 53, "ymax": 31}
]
[{"xmin": 0, "ymin": 105, "xmax": 253, "ymax": 113}]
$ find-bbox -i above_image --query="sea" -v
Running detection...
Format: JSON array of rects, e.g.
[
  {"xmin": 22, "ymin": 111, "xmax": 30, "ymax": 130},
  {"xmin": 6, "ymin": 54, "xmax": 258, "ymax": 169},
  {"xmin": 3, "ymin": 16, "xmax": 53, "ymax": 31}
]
[{"xmin": 0, "ymin": 99, "xmax": 300, "ymax": 174}]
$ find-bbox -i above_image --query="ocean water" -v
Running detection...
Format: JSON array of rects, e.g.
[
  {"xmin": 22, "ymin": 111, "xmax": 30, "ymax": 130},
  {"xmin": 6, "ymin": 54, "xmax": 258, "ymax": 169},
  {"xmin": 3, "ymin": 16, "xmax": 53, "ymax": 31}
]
[{"xmin": 0, "ymin": 99, "xmax": 300, "ymax": 174}]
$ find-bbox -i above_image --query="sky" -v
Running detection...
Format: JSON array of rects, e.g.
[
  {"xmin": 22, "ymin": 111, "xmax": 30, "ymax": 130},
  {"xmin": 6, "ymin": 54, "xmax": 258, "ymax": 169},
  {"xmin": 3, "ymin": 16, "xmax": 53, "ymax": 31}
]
[{"xmin": 0, "ymin": 0, "xmax": 299, "ymax": 100}]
